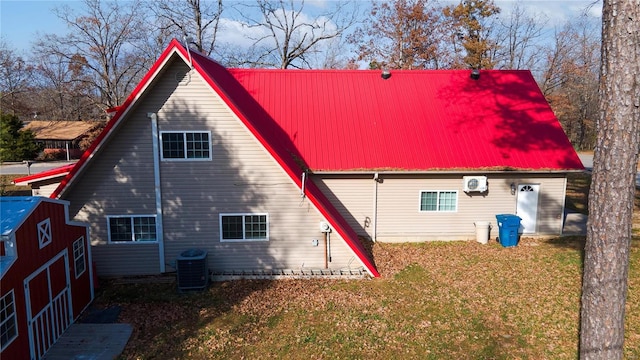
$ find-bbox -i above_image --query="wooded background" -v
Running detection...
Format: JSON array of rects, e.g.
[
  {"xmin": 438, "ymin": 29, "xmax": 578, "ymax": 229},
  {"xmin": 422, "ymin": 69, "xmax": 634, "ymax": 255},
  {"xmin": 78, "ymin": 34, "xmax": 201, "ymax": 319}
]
[{"xmin": 1, "ymin": 0, "xmax": 601, "ymax": 150}]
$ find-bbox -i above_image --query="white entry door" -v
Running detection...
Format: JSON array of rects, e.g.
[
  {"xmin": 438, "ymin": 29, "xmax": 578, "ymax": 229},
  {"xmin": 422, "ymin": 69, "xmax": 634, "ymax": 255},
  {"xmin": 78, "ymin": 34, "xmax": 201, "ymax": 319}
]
[{"xmin": 516, "ymin": 184, "xmax": 539, "ymax": 234}]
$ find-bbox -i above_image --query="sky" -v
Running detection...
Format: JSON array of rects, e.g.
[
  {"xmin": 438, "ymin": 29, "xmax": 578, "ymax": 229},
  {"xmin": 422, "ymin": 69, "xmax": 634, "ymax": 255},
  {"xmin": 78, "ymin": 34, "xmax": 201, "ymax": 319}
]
[{"xmin": 0, "ymin": 0, "xmax": 602, "ymax": 53}]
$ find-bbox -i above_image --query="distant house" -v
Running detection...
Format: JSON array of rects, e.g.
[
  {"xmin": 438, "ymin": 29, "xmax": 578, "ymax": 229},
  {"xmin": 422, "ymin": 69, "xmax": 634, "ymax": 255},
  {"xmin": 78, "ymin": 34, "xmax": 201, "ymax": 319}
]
[
  {"xmin": 0, "ymin": 197, "xmax": 93, "ymax": 360},
  {"xmin": 50, "ymin": 39, "xmax": 583, "ymax": 279},
  {"xmin": 23, "ymin": 120, "xmax": 104, "ymax": 160}
]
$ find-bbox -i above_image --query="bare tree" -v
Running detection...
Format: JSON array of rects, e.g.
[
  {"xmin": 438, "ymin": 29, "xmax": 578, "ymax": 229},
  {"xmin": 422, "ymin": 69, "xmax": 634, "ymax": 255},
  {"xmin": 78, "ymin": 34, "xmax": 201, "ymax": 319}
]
[
  {"xmin": 150, "ymin": 0, "xmax": 224, "ymax": 56},
  {"xmin": 35, "ymin": 0, "xmax": 151, "ymax": 111},
  {"xmin": 234, "ymin": 0, "xmax": 361, "ymax": 69},
  {"xmin": 539, "ymin": 16, "xmax": 600, "ymax": 150},
  {"xmin": 30, "ymin": 51, "xmax": 100, "ymax": 121},
  {"xmin": 352, "ymin": 0, "xmax": 446, "ymax": 70},
  {"xmin": 0, "ymin": 40, "xmax": 34, "ymax": 116},
  {"xmin": 580, "ymin": 0, "xmax": 640, "ymax": 359},
  {"xmin": 492, "ymin": 1, "xmax": 547, "ymax": 70}
]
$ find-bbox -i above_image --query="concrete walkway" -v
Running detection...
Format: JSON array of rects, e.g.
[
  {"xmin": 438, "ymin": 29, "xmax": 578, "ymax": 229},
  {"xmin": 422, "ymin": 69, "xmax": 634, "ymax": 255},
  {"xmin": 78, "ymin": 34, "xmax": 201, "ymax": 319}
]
[
  {"xmin": 563, "ymin": 211, "xmax": 588, "ymax": 235},
  {"xmin": 43, "ymin": 323, "xmax": 132, "ymax": 360}
]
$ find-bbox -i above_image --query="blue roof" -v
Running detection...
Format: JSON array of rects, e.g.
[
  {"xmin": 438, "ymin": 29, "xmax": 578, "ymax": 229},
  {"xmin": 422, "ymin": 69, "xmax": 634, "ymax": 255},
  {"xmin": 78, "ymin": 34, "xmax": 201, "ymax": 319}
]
[{"xmin": 0, "ymin": 197, "xmax": 42, "ymax": 236}]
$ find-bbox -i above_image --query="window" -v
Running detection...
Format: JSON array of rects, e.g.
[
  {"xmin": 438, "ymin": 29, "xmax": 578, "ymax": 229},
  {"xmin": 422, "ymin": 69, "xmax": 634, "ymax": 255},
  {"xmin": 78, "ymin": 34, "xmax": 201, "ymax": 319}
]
[
  {"xmin": 160, "ymin": 131, "xmax": 211, "ymax": 160},
  {"xmin": 420, "ymin": 191, "xmax": 458, "ymax": 212},
  {"xmin": 73, "ymin": 237, "xmax": 86, "ymax": 278},
  {"xmin": 220, "ymin": 214, "xmax": 268, "ymax": 241},
  {"xmin": 38, "ymin": 218, "xmax": 51, "ymax": 248},
  {"xmin": 0, "ymin": 291, "xmax": 17, "ymax": 351},
  {"xmin": 107, "ymin": 216, "xmax": 157, "ymax": 243}
]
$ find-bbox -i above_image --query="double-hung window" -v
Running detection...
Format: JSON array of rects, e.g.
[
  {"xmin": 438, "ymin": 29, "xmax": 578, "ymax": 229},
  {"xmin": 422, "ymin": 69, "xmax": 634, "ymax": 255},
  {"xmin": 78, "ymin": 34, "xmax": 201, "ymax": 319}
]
[
  {"xmin": 420, "ymin": 191, "xmax": 458, "ymax": 212},
  {"xmin": 0, "ymin": 290, "xmax": 17, "ymax": 351},
  {"xmin": 220, "ymin": 213, "xmax": 268, "ymax": 242},
  {"xmin": 107, "ymin": 216, "xmax": 157, "ymax": 243},
  {"xmin": 160, "ymin": 131, "xmax": 212, "ymax": 160}
]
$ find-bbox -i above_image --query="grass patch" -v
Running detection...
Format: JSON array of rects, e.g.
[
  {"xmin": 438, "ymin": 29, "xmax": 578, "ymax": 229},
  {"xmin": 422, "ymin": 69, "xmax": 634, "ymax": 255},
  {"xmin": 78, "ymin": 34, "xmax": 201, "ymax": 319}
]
[{"xmin": 0, "ymin": 174, "xmax": 31, "ymax": 196}]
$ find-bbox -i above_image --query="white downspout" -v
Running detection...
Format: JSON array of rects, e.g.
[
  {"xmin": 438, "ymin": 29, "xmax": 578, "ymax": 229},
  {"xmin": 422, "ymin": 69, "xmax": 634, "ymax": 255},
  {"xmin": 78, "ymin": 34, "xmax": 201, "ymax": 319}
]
[
  {"xmin": 373, "ymin": 172, "xmax": 379, "ymax": 242},
  {"xmin": 148, "ymin": 113, "xmax": 165, "ymax": 273}
]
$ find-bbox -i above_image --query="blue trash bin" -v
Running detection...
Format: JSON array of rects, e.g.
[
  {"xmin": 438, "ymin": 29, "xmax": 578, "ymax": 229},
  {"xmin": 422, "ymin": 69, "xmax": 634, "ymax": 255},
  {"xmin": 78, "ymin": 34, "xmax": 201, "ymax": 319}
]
[{"xmin": 495, "ymin": 214, "xmax": 521, "ymax": 247}]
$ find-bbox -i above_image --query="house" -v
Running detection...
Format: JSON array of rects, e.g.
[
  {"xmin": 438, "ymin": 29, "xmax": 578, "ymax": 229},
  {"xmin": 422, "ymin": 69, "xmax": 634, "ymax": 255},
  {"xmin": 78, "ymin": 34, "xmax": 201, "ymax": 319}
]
[
  {"xmin": 50, "ymin": 39, "xmax": 583, "ymax": 279},
  {"xmin": 13, "ymin": 163, "xmax": 75, "ymax": 197},
  {"xmin": 0, "ymin": 196, "xmax": 93, "ymax": 360},
  {"xmin": 23, "ymin": 120, "xmax": 105, "ymax": 160}
]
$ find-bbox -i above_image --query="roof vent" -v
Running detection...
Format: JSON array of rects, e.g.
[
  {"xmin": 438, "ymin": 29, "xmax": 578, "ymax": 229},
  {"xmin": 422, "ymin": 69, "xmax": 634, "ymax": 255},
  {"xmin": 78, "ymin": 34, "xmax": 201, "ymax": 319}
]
[
  {"xmin": 381, "ymin": 70, "xmax": 391, "ymax": 80},
  {"xmin": 470, "ymin": 69, "xmax": 480, "ymax": 80}
]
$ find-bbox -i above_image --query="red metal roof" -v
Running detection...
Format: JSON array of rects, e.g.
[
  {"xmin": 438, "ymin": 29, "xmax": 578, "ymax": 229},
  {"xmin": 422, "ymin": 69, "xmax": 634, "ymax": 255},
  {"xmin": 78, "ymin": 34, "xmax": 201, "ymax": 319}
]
[
  {"xmin": 220, "ymin": 68, "xmax": 583, "ymax": 172},
  {"xmin": 52, "ymin": 40, "xmax": 584, "ymax": 278}
]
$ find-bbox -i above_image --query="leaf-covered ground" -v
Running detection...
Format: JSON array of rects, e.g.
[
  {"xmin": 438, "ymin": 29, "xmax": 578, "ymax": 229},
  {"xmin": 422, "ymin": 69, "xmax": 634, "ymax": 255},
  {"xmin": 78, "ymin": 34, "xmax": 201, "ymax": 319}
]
[
  {"xmin": 90, "ymin": 173, "xmax": 640, "ymax": 359},
  {"xmin": 95, "ymin": 234, "xmax": 640, "ymax": 360}
]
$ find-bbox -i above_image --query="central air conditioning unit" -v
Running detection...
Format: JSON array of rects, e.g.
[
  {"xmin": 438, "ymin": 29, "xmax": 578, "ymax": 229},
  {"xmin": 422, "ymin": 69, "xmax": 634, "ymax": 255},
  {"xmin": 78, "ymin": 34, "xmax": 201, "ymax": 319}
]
[
  {"xmin": 463, "ymin": 176, "xmax": 488, "ymax": 193},
  {"xmin": 176, "ymin": 249, "xmax": 208, "ymax": 292}
]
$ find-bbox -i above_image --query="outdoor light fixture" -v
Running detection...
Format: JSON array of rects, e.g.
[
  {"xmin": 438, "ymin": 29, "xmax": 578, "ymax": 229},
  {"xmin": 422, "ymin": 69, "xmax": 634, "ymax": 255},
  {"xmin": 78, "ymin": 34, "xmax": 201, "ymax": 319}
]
[
  {"xmin": 510, "ymin": 183, "xmax": 516, "ymax": 195},
  {"xmin": 470, "ymin": 69, "xmax": 480, "ymax": 80},
  {"xmin": 381, "ymin": 69, "xmax": 391, "ymax": 80}
]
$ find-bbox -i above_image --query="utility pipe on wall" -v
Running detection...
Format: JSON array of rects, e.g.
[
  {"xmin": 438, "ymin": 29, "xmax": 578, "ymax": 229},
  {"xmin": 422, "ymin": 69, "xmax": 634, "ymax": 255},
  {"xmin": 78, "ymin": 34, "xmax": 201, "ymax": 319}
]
[
  {"xmin": 324, "ymin": 232, "xmax": 328, "ymax": 269},
  {"xmin": 148, "ymin": 112, "xmax": 166, "ymax": 273}
]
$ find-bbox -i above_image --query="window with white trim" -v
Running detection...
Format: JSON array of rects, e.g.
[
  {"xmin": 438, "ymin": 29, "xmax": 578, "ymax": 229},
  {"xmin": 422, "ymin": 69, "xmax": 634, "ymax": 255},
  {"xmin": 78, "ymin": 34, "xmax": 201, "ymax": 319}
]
[
  {"xmin": 38, "ymin": 218, "xmax": 51, "ymax": 248},
  {"xmin": 73, "ymin": 237, "xmax": 86, "ymax": 278},
  {"xmin": 220, "ymin": 214, "xmax": 268, "ymax": 241},
  {"xmin": 0, "ymin": 290, "xmax": 17, "ymax": 351},
  {"xmin": 160, "ymin": 131, "xmax": 212, "ymax": 160},
  {"xmin": 107, "ymin": 216, "xmax": 157, "ymax": 243},
  {"xmin": 420, "ymin": 191, "xmax": 458, "ymax": 212}
]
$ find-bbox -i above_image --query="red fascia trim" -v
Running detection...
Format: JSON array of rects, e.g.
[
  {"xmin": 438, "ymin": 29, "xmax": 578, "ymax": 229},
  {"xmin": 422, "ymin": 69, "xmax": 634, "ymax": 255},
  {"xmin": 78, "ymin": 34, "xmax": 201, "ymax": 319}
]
[
  {"xmin": 304, "ymin": 181, "xmax": 381, "ymax": 277},
  {"xmin": 51, "ymin": 40, "xmax": 184, "ymax": 199},
  {"xmin": 51, "ymin": 40, "xmax": 380, "ymax": 277},
  {"xmin": 14, "ymin": 164, "xmax": 74, "ymax": 184},
  {"xmin": 188, "ymin": 53, "xmax": 380, "ymax": 277}
]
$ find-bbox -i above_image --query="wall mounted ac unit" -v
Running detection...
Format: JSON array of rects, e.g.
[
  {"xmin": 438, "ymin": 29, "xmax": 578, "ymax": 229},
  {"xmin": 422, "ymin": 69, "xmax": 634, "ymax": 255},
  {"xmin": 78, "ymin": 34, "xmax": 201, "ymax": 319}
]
[
  {"xmin": 176, "ymin": 249, "xmax": 208, "ymax": 291},
  {"xmin": 463, "ymin": 176, "xmax": 488, "ymax": 193}
]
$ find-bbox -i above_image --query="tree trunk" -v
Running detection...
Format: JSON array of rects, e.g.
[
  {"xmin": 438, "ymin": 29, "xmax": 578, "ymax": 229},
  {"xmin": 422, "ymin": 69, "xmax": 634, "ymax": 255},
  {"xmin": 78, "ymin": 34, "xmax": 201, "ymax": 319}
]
[{"xmin": 579, "ymin": 1, "xmax": 640, "ymax": 359}]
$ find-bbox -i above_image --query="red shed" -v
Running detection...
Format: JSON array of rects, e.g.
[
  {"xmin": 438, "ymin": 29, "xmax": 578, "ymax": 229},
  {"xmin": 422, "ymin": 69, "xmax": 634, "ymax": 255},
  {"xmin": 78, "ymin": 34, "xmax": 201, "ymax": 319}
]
[{"xmin": 1, "ymin": 197, "xmax": 93, "ymax": 360}]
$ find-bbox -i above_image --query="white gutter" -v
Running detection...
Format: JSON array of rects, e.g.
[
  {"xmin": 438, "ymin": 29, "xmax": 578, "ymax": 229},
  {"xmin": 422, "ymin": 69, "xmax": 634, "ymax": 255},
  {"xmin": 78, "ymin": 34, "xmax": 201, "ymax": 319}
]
[{"xmin": 148, "ymin": 113, "xmax": 165, "ymax": 273}]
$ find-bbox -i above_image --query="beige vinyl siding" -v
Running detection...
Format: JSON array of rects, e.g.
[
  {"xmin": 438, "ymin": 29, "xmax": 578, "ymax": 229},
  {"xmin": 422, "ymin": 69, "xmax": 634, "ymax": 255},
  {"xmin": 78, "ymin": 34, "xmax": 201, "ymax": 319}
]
[
  {"xmin": 155, "ymin": 60, "xmax": 359, "ymax": 273},
  {"xmin": 313, "ymin": 175, "xmax": 374, "ymax": 238},
  {"xmin": 64, "ymin": 56, "xmax": 364, "ymax": 276},
  {"xmin": 32, "ymin": 182, "xmax": 61, "ymax": 198},
  {"xmin": 63, "ymin": 71, "xmax": 162, "ymax": 276},
  {"xmin": 318, "ymin": 173, "xmax": 567, "ymax": 242}
]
